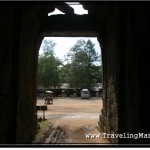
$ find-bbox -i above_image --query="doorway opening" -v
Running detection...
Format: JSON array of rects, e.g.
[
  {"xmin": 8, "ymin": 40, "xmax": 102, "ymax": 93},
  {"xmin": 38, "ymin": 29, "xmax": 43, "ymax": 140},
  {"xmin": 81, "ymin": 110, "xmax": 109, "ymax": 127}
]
[{"xmin": 34, "ymin": 36, "xmax": 108, "ymax": 144}]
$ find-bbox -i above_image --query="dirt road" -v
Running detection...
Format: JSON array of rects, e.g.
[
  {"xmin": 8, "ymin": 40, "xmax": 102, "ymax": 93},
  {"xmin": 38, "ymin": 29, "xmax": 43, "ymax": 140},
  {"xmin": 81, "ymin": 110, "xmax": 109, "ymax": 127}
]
[{"xmin": 36, "ymin": 97, "xmax": 109, "ymax": 144}]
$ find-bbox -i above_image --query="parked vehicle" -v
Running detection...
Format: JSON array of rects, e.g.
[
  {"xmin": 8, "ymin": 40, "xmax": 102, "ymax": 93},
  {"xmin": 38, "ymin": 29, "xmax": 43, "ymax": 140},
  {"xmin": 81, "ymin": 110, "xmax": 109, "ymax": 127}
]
[
  {"xmin": 45, "ymin": 91, "xmax": 53, "ymax": 104},
  {"xmin": 81, "ymin": 89, "xmax": 90, "ymax": 99}
]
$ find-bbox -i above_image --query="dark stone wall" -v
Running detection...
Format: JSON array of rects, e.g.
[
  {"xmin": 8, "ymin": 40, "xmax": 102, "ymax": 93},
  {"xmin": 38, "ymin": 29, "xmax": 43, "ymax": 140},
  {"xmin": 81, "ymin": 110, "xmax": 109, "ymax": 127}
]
[
  {"xmin": 117, "ymin": 5, "xmax": 140, "ymax": 143},
  {"xmin": 138, "ymin": 6, "xmax": 150, "ymax": 132},
  {"xmin": 0, "ymin": 5, "xmax": 41, "ymax": 143},
  {"xmin": 0, "ymin": 5, "xmax": 20, "ymax": 143},
  {"xmin": 97, "ymin": 5, "xmax": 119, "ymax": 143},
  {"xmin": 16, "ymin": 8, "xmax": 41, "ymax": 143},
  {"xmin": 116, "ymin": 4, "xmax": 150, "ymax": 144},
  {"xmin": 97, "ymin": 3, "xmax": 150, "ymax": 143}
]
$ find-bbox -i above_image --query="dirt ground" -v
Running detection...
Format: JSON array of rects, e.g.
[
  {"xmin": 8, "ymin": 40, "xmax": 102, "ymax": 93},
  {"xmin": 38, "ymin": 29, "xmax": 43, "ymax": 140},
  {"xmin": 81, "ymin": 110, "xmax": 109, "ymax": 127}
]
[{"xmin": 36, "ymin": 97, "xmax": 109, "ymax": 145}]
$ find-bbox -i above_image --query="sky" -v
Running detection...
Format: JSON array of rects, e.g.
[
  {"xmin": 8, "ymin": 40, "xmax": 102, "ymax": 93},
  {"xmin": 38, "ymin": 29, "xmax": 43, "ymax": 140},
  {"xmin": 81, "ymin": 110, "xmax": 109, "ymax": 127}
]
[
  {"xmin": 48, "ymin": 2, "xmax": 88, "ymax": 16},
  {"xmin": 39, "ymin": 37, "xmax": 101, "ymax": 61},
  {"xmin": 39, "ymin": 4, "xmax": 101, "ymax": 64}
]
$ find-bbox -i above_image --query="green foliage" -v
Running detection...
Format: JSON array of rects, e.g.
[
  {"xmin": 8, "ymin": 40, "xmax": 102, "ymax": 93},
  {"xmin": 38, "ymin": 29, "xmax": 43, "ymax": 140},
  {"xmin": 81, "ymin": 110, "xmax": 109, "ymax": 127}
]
[
  {"xmin": 64, "ymin": 39, "xmax": 102, "ymax": 89},
  {"xmin": 37, "ymin": 38, "xmax": 102, "ymax": 90},
  {"xmin": 37, "ymin": 39, "xmax": 61, "ymax": 88}
]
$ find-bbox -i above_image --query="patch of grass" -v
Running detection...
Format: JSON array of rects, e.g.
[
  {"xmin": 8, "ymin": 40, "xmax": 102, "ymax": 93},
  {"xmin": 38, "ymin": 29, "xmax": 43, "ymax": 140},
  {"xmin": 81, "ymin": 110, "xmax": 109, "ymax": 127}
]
[
  {"xmin": 32, "ymin": 120, "xmax": 53, "ymax": 143},
  {"xmin": 39, "ymin": 120, "xmax": 53, "ymax": 128}
]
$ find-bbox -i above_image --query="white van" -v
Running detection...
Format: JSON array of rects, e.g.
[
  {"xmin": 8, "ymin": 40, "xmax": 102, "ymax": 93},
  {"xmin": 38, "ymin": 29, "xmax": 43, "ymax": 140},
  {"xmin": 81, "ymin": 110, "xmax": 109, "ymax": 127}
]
[{"xmin": 81, "ymin": 89, "xmax": 90, "ymax": 99}]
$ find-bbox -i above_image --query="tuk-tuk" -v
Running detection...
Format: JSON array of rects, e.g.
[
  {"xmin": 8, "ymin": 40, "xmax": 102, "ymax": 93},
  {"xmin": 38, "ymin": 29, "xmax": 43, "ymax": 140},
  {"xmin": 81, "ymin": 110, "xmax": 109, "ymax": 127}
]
[{"xmin": 45, "ymin": 91, "xmax": 53, "ymax": 104}]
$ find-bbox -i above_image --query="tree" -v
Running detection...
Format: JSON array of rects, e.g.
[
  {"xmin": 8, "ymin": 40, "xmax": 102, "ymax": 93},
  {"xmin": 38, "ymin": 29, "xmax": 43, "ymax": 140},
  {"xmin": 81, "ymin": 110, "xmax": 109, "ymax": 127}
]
[
  {"xmin": 64, "ymin": 39, "xmax": 101, "ymax": 89},
  {"xmin": 90, "ymin": 65, "xmax": 102, "ymax": 83},
  {"xmin": 37, "ymin": 39, "xmax": 62, "ymax": 89},
  {"xmin": 58, "ymin": 63, "xmax": 72, "ymax": 84}
]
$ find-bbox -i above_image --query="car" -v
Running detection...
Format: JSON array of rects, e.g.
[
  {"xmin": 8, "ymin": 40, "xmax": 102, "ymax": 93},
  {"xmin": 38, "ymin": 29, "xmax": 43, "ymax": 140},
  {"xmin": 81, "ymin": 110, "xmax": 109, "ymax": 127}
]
[{"xmin": 81, "ymin": 89, "xmax": 90, "ymax": 99}]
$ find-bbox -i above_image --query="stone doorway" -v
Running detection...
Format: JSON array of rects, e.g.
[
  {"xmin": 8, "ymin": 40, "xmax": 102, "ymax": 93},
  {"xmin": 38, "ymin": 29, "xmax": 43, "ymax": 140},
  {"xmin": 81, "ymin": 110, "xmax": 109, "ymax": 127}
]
[{"xmin": 35, "ymin": 36, "xmax": 105, "ymax": 144}]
